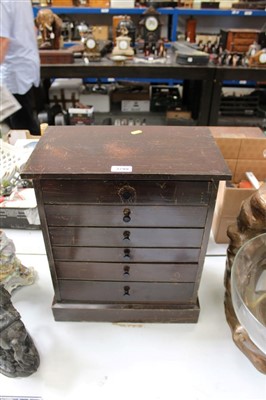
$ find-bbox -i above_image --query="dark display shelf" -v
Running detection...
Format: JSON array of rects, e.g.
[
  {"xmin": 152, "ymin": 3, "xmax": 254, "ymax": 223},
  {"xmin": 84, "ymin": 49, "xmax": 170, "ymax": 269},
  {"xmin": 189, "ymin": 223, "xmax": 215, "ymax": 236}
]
[
  {"xmin": 41, "ymin": 56, "xmax": 266, "ymax": 127},
  {"xmin": 41, "ymin": 57, "xmax": 216, "ymax": 125},
  {"xmin": 209, "ymin": 66, "xmax": 266, "ymax": 125}
]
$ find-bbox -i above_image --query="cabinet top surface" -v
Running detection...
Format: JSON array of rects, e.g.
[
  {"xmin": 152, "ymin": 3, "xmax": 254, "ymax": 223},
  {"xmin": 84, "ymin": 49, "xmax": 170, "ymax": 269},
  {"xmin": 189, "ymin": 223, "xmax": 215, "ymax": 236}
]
[{"xmin": 22, "ymin": 126, "xmax": 231, "ymax": 180}]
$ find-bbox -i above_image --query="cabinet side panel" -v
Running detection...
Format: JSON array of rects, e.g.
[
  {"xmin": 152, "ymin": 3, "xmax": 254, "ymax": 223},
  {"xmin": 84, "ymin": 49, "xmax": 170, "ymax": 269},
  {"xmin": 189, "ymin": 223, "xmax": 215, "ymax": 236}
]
[
  {"xmin": 33, "ymin": 180, "xmax": 61, "ymax": 302},
  {"xmin": 192, "ymin": 180, "xmax": 220, "ymax": 299}
]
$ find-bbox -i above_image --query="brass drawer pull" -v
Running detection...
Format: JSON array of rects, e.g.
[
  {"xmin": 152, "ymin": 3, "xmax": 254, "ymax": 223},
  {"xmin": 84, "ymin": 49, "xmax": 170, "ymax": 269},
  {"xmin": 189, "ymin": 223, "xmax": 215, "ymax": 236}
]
[{"xmin": 123, "ymin": 208, "xmax": 131, "ymax": 223}]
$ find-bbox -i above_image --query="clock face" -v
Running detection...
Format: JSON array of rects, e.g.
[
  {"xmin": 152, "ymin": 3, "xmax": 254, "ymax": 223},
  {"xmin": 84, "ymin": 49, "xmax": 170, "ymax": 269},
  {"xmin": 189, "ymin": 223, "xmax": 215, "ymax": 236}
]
[
  {"xmin": 259, "ymin": 52, "xmax": 266, "ymax": 64},
  {"xmin": 145, "ymin": 16, "xmax": 159, "ymax": 32},
  {"xmin": 119, "ymin": 39, "xmax": 129, "ymax": 50},
  {"xmin": 86, "ymin": 38, "xmax": 96, "ymax": 49}
]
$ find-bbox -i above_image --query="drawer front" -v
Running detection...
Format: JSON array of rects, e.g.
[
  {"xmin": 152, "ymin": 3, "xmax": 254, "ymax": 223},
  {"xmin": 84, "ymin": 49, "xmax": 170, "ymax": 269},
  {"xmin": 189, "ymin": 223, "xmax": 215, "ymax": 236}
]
[
  {"xmin": 230, "ymin": 44, "xmax": 253, "ymax": 52},
  {"xmin": 45, "ymin": 205, "xmax": 208, "ymax": 228},
  {"xmin": 233, "ymin": 38, "xmax": 257, "ymax": 45},
  {"xmin": 55, "ymin": 262, "xmax": 198, "ymax": 283},
  {"xmin": 41, "ymin": 179, "xmax": 211, "ymax": 205},
  {"xmin": 58, "ymin": 280, "xmax": 194, "ymax": 303},
  {"xmin": 50, "ymin": 227, "xmax": 204, "ymax": 247},
  {"xmin": 231, "ymin": 32, "xmax": 258, "ymax": 39},
  {"xmin": 53, "ymin": 247, "xmax": 200, "ymax": 263}
]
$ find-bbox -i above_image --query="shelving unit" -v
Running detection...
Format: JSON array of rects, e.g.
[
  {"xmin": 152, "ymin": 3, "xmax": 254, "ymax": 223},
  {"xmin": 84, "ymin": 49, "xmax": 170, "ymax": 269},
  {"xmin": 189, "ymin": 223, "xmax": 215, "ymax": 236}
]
[
  {"xmin": 210, "ymin": 66, "xmax": 266, "ymax": 126},
  {"xmin": 41, "ymin": 59, "xmax": 216, "ymax": 125},
  {"xmin": 40, "ymin": 61, "xmax": 266, "ymax": 127},
  {"xmin": 32, "ymin": 6, "xmax": 266, "ymax": 42},
  {"xmin": 34, "ymin": 5, "xmax": 266, "ymax": 127}
]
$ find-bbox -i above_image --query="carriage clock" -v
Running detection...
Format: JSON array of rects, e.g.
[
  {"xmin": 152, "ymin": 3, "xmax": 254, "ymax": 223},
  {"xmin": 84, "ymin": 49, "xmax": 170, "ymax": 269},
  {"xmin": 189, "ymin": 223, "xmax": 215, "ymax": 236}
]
[
  {"xmin": 112, "ymin": 26, "xmax": 134, "ymax": 58},
  {"xmin": 249, "ymin": 49, "xmax": 266, "ymax": 66},
  {"xmin": 83, "ymin": 27, "xmax": 101, "ymax": 62}
]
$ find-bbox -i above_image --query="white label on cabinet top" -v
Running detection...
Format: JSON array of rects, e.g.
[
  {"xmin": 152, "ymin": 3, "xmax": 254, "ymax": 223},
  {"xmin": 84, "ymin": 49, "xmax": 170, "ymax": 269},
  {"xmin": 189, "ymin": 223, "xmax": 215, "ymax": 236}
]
[
  {"xmin": 0, "ymin": 397, "xmax": 43, "ymax": 400},
  {"xmin": 111, "ymin": 166, "xmax": 133, "ymax": 173}
]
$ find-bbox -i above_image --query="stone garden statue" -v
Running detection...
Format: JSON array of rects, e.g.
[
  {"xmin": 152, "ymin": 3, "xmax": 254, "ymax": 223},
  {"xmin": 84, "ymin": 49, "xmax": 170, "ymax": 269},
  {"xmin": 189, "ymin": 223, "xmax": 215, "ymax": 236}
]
[{"xmin": 0, "ymin": 230, "xmax": 39, "ymax": 377}]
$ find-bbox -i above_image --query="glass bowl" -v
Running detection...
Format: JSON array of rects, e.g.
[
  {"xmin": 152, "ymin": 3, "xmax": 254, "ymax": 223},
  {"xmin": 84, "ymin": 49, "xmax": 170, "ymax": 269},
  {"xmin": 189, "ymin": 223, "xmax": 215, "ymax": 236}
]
[{"xmin": 231, "ymin": 233, "xmax": 266, "ymax": 354}]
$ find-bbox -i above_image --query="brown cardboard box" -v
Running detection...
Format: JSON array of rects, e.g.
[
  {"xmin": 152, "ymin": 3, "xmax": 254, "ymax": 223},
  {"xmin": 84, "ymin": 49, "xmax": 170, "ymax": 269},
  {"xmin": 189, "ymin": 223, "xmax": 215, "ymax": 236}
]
[
  {"xmin": 210, "ymin": 126, "xmax": 264, "ymax": 140},
  {"xmin": 210, "ymin": 127, "xmax": 266, "ymax": 183},
  {"xmin": 225, "ymin": 159, "xmax": 237, "ymax": 179},
  {"xmin": 234, "ymin": 160, "xmax": 266, "ymax": 183},
  {"xmin": 210, "ymin": 127, "xmax": 265, "ymax": 166},
  {"xmin": 212, "ymin": 181, "xmax": 257, "ymax": 243},
  {"xmin": 238, "ymin": 138, "xmax": 266, "ymax": 160},
  {"xmin": 210, "ymin": 127, "xmax": 266, "ymax": 243},
  {"xmin": 213, "ymin": 138, "xmax": 266, "ymax": 182},
  {"xmin": 217, "ymin": 139, "xmax": 266, "ymax": 183},
  {"xmin": 166, "ymin": 111, "xmax": 191, "ymax": 120},
  {"xmin": 93, "ymin": 26, "xmax": 109, "ymax": 41},
  {"xmin": 213, "ymin": 137, "xmax": 242, "ymax": 159},
  {"xmin": 111, "ymin": 83, "xmax": 150, "ymax": 103}
]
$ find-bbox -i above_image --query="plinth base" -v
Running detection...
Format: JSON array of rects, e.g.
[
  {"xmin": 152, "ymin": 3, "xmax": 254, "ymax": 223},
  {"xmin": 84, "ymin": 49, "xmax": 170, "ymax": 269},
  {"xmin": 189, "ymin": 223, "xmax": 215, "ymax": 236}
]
[{"xmin": 52, "ymin": 300, "xmax": 200, "ymax": 323}]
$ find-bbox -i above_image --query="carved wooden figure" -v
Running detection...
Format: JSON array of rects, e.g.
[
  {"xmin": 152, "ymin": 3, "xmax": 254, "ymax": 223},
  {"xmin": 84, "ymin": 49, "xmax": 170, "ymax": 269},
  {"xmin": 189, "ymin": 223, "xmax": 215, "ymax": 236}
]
[
  {"xmin": 35, "ymin": 9, "xmax": 63, "ymax": 50},
  {"xmin": 224, "ymin": 183, "xmax": 266, "ymax": 374}
]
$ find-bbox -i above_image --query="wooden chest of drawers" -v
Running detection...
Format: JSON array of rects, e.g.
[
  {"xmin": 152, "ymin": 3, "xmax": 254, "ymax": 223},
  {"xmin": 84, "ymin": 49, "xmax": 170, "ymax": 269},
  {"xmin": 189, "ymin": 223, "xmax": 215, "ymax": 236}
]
[
  {"xmin": 220, "ymin": 29, "xmax": 260, "ymax": 53},
  {"xmin": 22, "ymin": 126, "xmax": 231, "ymax": 323}
]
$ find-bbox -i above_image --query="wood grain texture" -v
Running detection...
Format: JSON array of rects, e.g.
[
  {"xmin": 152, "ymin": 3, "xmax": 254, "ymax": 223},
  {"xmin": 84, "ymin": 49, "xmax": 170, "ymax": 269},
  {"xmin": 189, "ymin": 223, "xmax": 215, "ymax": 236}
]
[
  {"xmin": 58, "ymin": 280, "xmax": 195, "ymax": 303},
  {"xmin": 49, "ymin": 227, "xmax": 204, "ymax": 247},
  {"xmin": 41, "ymin": 180, "xmax": 212, "ymax": 205},
  {"xmin": 45, "ymin": 205, "xmax": 208, "ymax": 227},
  {"xmin": 22, "ymin": 126, "xmax": 231, "ymax": 322},
  {"xmin": 22, "ymin": 126, "xmax": 231, "ymax": 180},
  {"xmin": 55, "ymin": 262, "xmax": 198, "ymax": 282}
]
